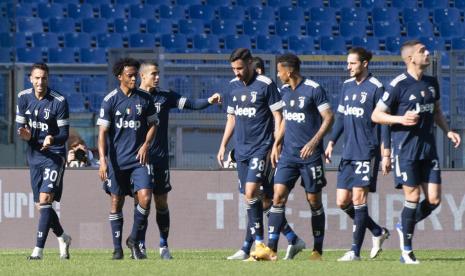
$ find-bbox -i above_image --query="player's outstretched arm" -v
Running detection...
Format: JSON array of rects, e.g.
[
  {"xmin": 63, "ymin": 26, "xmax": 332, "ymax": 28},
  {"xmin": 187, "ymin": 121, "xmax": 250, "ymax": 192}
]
[
  {"xmin": 217, "ymin": 114, "xmax": 235, "ymax": 167},
  {"xmin": 98, "ymin": 126, "xmax": 109, "ymax": 181},
  {"xmin": 434, "ymin": 101, "xmax": 461, "ymax": 148},
  {"xmin": 300, "ymin": 108, "xmax": 334, "ymax": 159},
  {"xmin": 183, "ymin": 93, "xmax": 222, "ymax": 111},
  {"xmin": 372, "ymin": 105, "xmax": 419, "ymax": 126}
]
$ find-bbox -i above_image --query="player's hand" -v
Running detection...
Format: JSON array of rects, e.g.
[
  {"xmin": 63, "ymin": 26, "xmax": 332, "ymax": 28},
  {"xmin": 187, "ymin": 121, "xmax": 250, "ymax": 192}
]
[
  {"xmin": 99, "ymin": 159, "xmax": 108, "ymax": 181},
  {"xmin": 217, "ymin": 146, "xmax": 225, "ymax": 168},
  {"xmin": 136, "ymin": 143, "xmax": 149, "ymax": 165},
  {"xmin": 400, "ymin": 110, "xmax": 419, "ymax": 126},
  {"xmin": 381, "ymin": 156, "xmax": 392, "ymax": 176},
  {"xmin": 270, "ymin": 143, "xmax": 281, "ymax": 168},
  {"xmin": 324, "ymin": 141, "xmax": 334, "ymax": 163},
  {"xmin": 300, "ymin": 138, "xmax": 318, "ymax": 159},
  {"xmin": 17, "ymin": 127, "xmax": 31, "ymax": 141},
  {"xmin": 447, "ymin": 131, "xmax": 461, "ymax": 148},
  {"xmin": 208, "ymin": 93, "xmax": 222, "ymax": 104},
  {"xmin": 41, "ymin": 135, "xmax": 54, "ymax": 151},
  {"xmin": 67, "ymin": 150, "xmax": 75, "ymax": 161}
]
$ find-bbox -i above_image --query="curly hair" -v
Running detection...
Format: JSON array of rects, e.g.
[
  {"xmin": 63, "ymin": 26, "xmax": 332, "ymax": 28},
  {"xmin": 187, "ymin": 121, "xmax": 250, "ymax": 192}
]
[{"xmin": 112, "ymin": 57, "xmax": 140, "ymax": 77}]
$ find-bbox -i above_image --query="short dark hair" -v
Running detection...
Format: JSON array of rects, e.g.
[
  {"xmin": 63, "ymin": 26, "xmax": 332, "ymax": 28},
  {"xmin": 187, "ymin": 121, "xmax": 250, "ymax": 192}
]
[
  {"xmin": 277, "ymin": 53, "xmax": 301, "ymax": 72},
  {"xmin": 252, "ymin": 57, "xmax": 265, "ymax": 74},
  {"xmin": 400, "ymin": 39, "xmax": 423, "ymax": 53},
  {"xmin": 348, "ymin": 47, "xmax": 373, "ymax": 63},
  {"xmin": 229, "ymin": 48, "xmax": 252, "ymax": 63},
  {"xmin": 30, "ymin": 63, "xmax": 49, "ymax": 75},
  {"xmin": 112, "ymin": 58, "xmax": 140, "ymax": 77}
]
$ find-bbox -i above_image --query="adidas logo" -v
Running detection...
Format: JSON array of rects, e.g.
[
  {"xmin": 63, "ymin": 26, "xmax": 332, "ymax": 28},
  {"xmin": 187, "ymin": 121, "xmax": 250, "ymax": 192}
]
[
  {"xmin": 256, "ymin": 173, "xmax": 261, "ymax": 178},
  {"xmin": 25, "ymin": 110, "xmax": 31, "ymax": 114},
  {"xmin": 115, "ymin": 110, "xmax": 121, "ymax": 115},
  {"xmin": 362, "ymin": 176, "xmax": 369, "ymax": 181},
  {"xmin": 409, "ymin": 94, "xmax": 416, "ymax": 101}
]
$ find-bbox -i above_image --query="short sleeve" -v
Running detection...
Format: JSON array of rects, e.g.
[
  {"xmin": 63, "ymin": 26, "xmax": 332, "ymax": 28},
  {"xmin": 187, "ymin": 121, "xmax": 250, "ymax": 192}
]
[
  {"xmin": 96, "ymin": 98, "xmax": 112, "ymax": 128},
  {"xmin": 267, "ymin": 82, "xmax": 283, "ymax": 112}
]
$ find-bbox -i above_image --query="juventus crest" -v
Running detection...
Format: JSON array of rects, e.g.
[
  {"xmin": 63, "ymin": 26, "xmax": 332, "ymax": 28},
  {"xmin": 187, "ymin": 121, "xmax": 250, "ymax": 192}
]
[
  {"xmin": 298, "ymin": 96, "xmax": 305, "ymax": 108},
  {"xmin": 360, "ymin": 92, "xmax": 367, "ymax": 104},
  {"xmin": 135, "ymin": 104, "xmax": 142, "ymax": 115},
  {"xmin": 43, "ymin": 108, "xmax": 50, "ymax": 119},
  {"xmin": 250, "ymin": 91, "xmax": 257, "ymax": 103}
]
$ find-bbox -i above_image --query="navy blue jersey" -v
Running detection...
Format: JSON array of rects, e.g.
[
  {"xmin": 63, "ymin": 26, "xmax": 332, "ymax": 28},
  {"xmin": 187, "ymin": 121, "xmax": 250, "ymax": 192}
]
[
  {"xmin": 330, "ymin": 75, "xmax": 385, "ymax": 160},
  {"xmin": 280, "ymin": 78, "xmax": 331, "ymax": 164},
  {"xmin": 377, "ymin": 72, "xmax": 440, "ymax": 160},
  {"xmin": 226, "ymin": 74, "xmax": 283, "ymax": 161},
  {"xmin": 97, "ymin": 88, "xmax": 157, "ymax": 170},
  {"xmin": 15, "ymin": 88, "xmax": 69, "ymax": 156}
]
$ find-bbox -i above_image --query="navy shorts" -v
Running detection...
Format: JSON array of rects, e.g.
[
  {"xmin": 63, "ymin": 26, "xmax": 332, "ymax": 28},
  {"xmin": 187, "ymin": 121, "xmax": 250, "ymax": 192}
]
[
  {"xmin": 337, "ymin": 156, "xmax": 380, "ymax": 192},
  {"xmin": 29, "ymin": 154, "xmax": 65, "ymax": 203},
  {"xmin": 236, "ymin": 153, "xmax": 273, "ymax": 198},
  {"xmin": 394, "ymin": 156, "xmax": 441, "ymax": 189},
  {"xmin": 103, "ymin": 164, "xmax": 153, "ymax": 196},
  {"xmin": 151, "ymin": 164, "xmax": 172, "ymax": 195},
  {"xmin": 274, "ymin": 157, "xmax": 326, "ymax": 194}
]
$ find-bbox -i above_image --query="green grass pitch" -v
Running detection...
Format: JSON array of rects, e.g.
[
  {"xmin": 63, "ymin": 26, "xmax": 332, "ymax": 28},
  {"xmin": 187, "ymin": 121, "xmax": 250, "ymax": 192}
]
[{"xmin": 1, "ymin": 249, "xmax": 465, "ymax": 276}]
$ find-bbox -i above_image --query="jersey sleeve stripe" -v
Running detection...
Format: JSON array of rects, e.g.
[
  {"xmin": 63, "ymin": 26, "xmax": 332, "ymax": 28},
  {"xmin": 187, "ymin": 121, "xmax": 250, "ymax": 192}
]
[
  {"xmin": 227, "ymin": 106, "xmax": 235, "ymax": 114},
  {"xmin": 317, "ymin": 102, "xmax": 331, "ymax": 112},
  {"xmin": 178, "ymin": 97, "xmax": 187, "ymax": 110},
  {"xmin": 57, "ymin": 119, "xmax": 69, "ymax": 127},
  {"xmin": 147, "ymin": 113, "xmax": 158, "ymax": 123},
  {"xmin": 96, "ymin": 118, "xmax": 111, "ymax": 127},
  {"xmin": 269, "ymin": 100, "xmax": 284, "ymax": 112},
  {"xmin": 376, "ymin": 99, "xmax": 390, "ymax": 112},
  {"xmin": 15, "ymin": 116, "xmax": 26, "ymax": 124},
  {"xmin": 337, "ymin": 104, "xmax": 345, "ymax": 113}
]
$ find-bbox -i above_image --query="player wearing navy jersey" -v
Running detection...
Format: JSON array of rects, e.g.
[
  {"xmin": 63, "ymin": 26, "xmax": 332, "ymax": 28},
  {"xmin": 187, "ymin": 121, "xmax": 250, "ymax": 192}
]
[
  {"xmin": 16, "ymin": 63, "xmax": 72, "ymax": 260},
  {"xmin": 372, "ymin": 40, "xmax": 461, "ymax": 264},
  {"xmin": 251, "ymin": 54, "xmax": 334, "ymax": 261},
  {"xmin": 134, "ymin": 61, "xmax": 221, "ymax": 259},
  {"xmin": 97, "ymin": 58, "xmax": 158, "ymax": 260},
  {"xmin": 217, "ymin": 48, "xmax": 283, "ymax": 260},
  {"xmin": 325, "ymin": 48, "xmax": 391, "ymax": 261}
]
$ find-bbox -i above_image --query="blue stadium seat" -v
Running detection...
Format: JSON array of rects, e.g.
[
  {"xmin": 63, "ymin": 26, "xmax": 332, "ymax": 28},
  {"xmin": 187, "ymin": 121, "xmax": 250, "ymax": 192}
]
[
  {"xmin": 0, "ymin": 18, "xmax": 11, "ymax": 33},
  {"xmin": 192, "ymin": 34, "xmax": 221, "ymax": 53},
  {"xmin": 340, "ymin": 7, "xmax": 368, "ymax": 22},
  {"xmin": 146, "ymin": 0, "xmax": 172, "ymax": 4},
  {"xmin": 97, "ymin": 33, "xmax": 124, "ymax": 48},
  {"xmin": 351, "ymin": 36, "xmax": 379, "ymax": 50},
  {"xmin": 456, "ymin": 0, "xmax": 465, "ymax": 8},
  {"xmin": 16, "ymin": 17, "xmax": 43, "ymax": 33},
  {"xmin": 8, "ymin": 3, "xmax": 35, "ymax": 17},
  {"xmin": 359, "ymin": 0, "xmax": 386, "ymax": 8},
  {"xmin": 219, "ymin": 6, "xmax": 245, "ymax": 21},
  {"xmin": 114, "ymin": 0, "xmax": 141, "ymax": 4},
  {"xmin": 279, "ymin": 6, "xmax": 305, "ymax": 23},
  {"xmin": 391, "ymin": 0, "xmax": 417, "ymax": 8},
  {"xmin": 67, "ymin": 4, "xmax": 95, "ymax": 19},
  {"xmin": 236, "ymin": 0, "xmax": 262, "ymax": 7},
  {"xmin": 159, "ymin": 5, "xmax": 186, "ymax": 20},
  {"xmin": 385, "ymin": 36, "xmax": 407, "ymax": 54},
  {"xmin": 310, "ymin": 7, "xmax": 336, "ymax": 22},
  {"xmin": 275, "ymin": 21, "xmax": 302, "ymax": 37},
  {"xmin": 65, "ymin": 33, "xmax": 92, "ymax": 48},
  {"xmin": 177, "ymin": 0, "xmax": 202, "ymax": 5},
  {"xmin": 114, "ymin": 18, "xmax": 144, "ymax": 33},
  {"xmin": 80, "ymin": 76, "xmax": 107, "ymax": 95},
  {"xmin": 85, "ymin": 0, "xmax": 110, "ymax": 4},
  {"xmin": 439, "ymin": 21, "xmax": 464, "ymax": 38},
  {"xmin": 339, "ymin": 21, "xmax": 367, "ymax": 38},
  {"xmin": 211, "ymin": 19, "xmax": 238, "ymax": 36},
  {"xmin": 49, "ymin": 18, "xmax": 76, "ymax": 33},
  {"xmin": 256, "ymin": 35, "xmax": 283, "ymax": 54},
  {"xmin": 402, "ymin": 8, "xmax": 429, "ymax": 23},
  {"xmin": 267, "ymin": 0, "xmax": 292, "ymax": 7},
  {"xmin": 100, "ymin": 4, "xmax": 126, "ymax": 19},
  {"xmin": 32, "ymin": 33, "xmax": 59, "ymax": 48},
  {"xmin": 37, "ymin": 3, "xmax": 65, "ymax": 19},
  {"xmin": 297, "ymin": 0, "xmax": 324, "ymax": 7},
  {"xmin": 16, "ymin": 48, "xmax": 44, "ymax": 63},
  {"xmin": 0, "ymin": 49, "xmax": 11, "ymax": 63},
  {"xmin": 48, "ymin": 48, "xmax": 76, "ymax": 63},
  {"xmin": 129, "ymin": 33, "xmax": 155, "ymax": 47},
  {"xmin": 372, "ymin": 7, "xmax": 399, "ymax": 22},
  {"xmin": 82, "ymin": 18, "xmax": 109, "ymax": 33},
  {"xmin": 224, "ymin": 34, "xmax": 252, "ymax": 50},
  {"xmin": 206, "ymin": 0, "xmax": 231, "ymax": 6},
  {"xmin": 68, "ymin": 93, "xmax": 87, "ymax": 113},
  {"xmin": 243, "ymin": 20, "xmax": 271, "ymax": 36},
  {"xmin": 178, "ymin": 19, "xmax": 205, "ymax": 35},
  {"xmin": 129, "ymin": 4, "xmax": 157, "ymax": 19},
  {"xmin": 161, "ymin": 34, "xmax": 188, "ymax": 53},
  {"xmin": 329, "ymin": 0, "xmax": 355, "ymax": 8},
  {"xmin": 49, "ymin": 76, "xmax": 77, "ymax": 96},
  {"xmin": 306, "ymin": 21, "xmax": 333, "ymax": 37},
  {"xmin": 373, "ymin": 21, "xmax": 401, "ymax": 37},
  {"xmin": 188, "ymin": 4, "xmax": 215, "ymax": 20},
  {"xmin": 320, "ymin": 36, "xmax": 346, "ymax": 53},
  {"xmin": 0, "ymin": 33, "xmax": 27, "ymax": 48},
  {"xmin": 433, "ymin": 8, "xmax": 461, "ymax": 23},
  {"xmin": 419, "ymin": 36, "xmax": 445, "ymax": 51},
  {"xmin": 406, "ymin": 21, "xmax": 434, "ymax": 37},
  {"xmin": 87, "ymin": 93, "xmax": 104, "ymax": 112},
  {"xmin": 288, "ymin": 36, "xmax": 315, "ymax": 54},
  {"xmin": 423, "ymin": 0, "xmax": 449, "ymax": 8},
  {"xmin": 451, "ymin": 38, "xmax": 465, "ymax": 50},
  {"xmin": 249, "ymin": 6, "xmax": 275, "ymax": 21},
  {"xmin": 80, "ymin": 48, "xmax": 107, "ymax": 63},
  {"xmin": 146, "ymin": 19, "xmax": 174, "ymax": 34}
]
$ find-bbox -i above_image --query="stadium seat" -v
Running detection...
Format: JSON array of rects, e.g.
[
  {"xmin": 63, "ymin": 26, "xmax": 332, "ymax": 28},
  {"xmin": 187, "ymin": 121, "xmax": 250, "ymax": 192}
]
[
  {"xmin": 211, "ymin": 19, "xmax": 238, "ymax": 36},
  {"xmin": 0, "ymin": 33, "xmax": 27, "ymax": 48},
  {"xmin": 177, "ymin": 0, "xmax": 203, "ymax": 5},
  {"xmin": 297, "ymin": 0, "xmax": 324, "ymax": 7},
  {"xmin": 306, "ymin": 21, "xmax": 333, "ymax": 37},
  {"xmin": 82, "ymin": 18, "xmax": 109, "ymax": 33},
  {"xmin": 0, "ymin": 49, "xmax": 11, "ymax": 63},
  {"xmin": 206, "ymin": 0, "xmax": 231, "ymax": 6},
  {"xmin": 80, "ymin": 48, "xmax": 107, "ymax": 63},
  {"xmin": 114, "ymin": 18, "xmax": 144, "ymax": 33},
  {"xmin": 249, "ymin": 6, "xmax": 276, "ymax": 21},
  {"xmin": 100, "ymin": 4, "xmax": 126, "ymax": 19},
  {"xmin": 219, "ymin": 6, "xmax": 245, "ymax": 21},
  {"xmin": 16, "ymin": 48, "xmax": 44, "ymax": 63},
  {"xmin": 451, "ymin": 38, "xmax": 465, "ymax": 50},
  {"xmin": 438, "ymin": 21, "xmax": 464, "ymax": 38},
  {"xmin": 319, "ymin": 36, "xmax": 346, "ymax": 53},
  {"xmin": 372, "ymin": 7, "xmax": 399, "ymax": 22},
  {"xmin": 351, "ymin": 36, "xmax": 379, "ymax": 50},
  {"xmin": 406, "ymin": 21, "xmax": 434, "ymax": 37},
  {"xmin": 159, "ymin": 5, "xmax": 186, "ymax": 20},
  {"xmin": 243, "ymin": 20, "xmax": 271, "ymax": 36},
  {"xmin": 418, "ymin": 36, "xmax": 445, "ymax": 52},
  {"xmin": 279, "ymin": 7, "xmax": 305, "ymax": 23},
  {"xmin": 32, "ymin": 33, "xmax": 59, "ymax": 48},
  {"xmin": 8, "ymin": 3, "xmax": 35, "ymax": 17},
  {"xmin": 373, "ymin": 21, "xmax": 401, "ymax": 37},
  {"xmin": 129, "ymin": 4, "xmax": 157, "ymax": 19},
  {"xmin": 67, "ymin": 4, "xmax": 95, "ymax": 19},
  {"xmin": 339, "ymin": 21, "xmax": 367, "ymax": 38},
  {"xmin": 423, "ymin": 0, "xmax": 449, "ymax": 8},
  {"xmin": 192, "ymin": 34, "xmax": 221, "ymax": 53},
  {"xmin": 456, "ymin": 0, "xmax": 465, "ymax": 8},
  {"xmin": 129, "ymin": 33, "xmax": 155, "ymax": 48},
  {"xmin": 146, "ymin": 0, "xmax": 171, "ymax": 4},
  {"xmin": 256, "ymin": 35, "xmax": 283, "ymax": 54},
  {"xmin": 161, "ymin": 34, "xmax": 188, "ymax": 53},
  {"xmin": 97, "ymin": 33, "xmax": 124, "ymax": 48},
  {"xmin": 329, "ymin": 0, "xmax": 355, "ymax": 8},
  {"xmin": 68, "ymin": 93, "xmax": 87, "ymax": 113},
  {"xmin": 359, "ymin": 0, "xmax": 386, "ymax": 8},
  {"xmin": 178, "ymin": 19, "xmax": 205, "ymax": 35},
  {"xmin": 275, "ymin": 21, "xmax": 302, "ymax": 37},
  {"xmin": 37, "ymin": 3, "xmax": 65, "ymax": 19},
  {"xmin": 114, "ymin": 0, "xmax": 141, "ymax": 4},
  {"xmin": 80, "ymin": 75, "xmax": 107, "ymax": 95},
  {"xmin": 48, "ymin": 48, "xmax": 76, "ymax": 63},
  {"xmin": 433, "ymin": 8, "xmax": 461, "ymax": 24},
  {"xmin": 16, "ymin": 17, "xmax": 43, "ymax": 33},
  {"xmin": 310, "ymin": 7, "xmax": 336, "ymax": 22},
  {"xmin": 267, "ymin": 0, "xmax": 292, "ymax": 7},
  {"xmin": 385, "ymin": 36, "xmax": 407, "ymax": 54},
  {"xmin": 402, "ymin": 8, "xmax": 429, "ymax": 23},
  {"xmin": 0, "ymin": 18, "xmax": 11, "ymax": 33},
  {"xmin": 64, "ymin": 33, "xmax": 92, "ymax": 48},
  {"xmin": 85, "ymin": 0, "xmax": 109, "ymax": 4},
  {"xmin": 391, "ymin": 0, "xmax": 417, "ymax": 8},
  {"xmin": 288, "ymin": 36, "xmax": 315, "ymax": 54},
  {"xmin": 340, "ymin": 7, "xmax": 368, "ymax": 22},
  {"xmin": 146, "ymin": 19, "xmax": 174, "ymax": 34},
  {"xmin": 49, "ymin": 18, "xmax": 76, "ymax": 33},
  {"xmin": 236, "ymin": 0, "xmax": 262, "ymax": 7},
  {"xmin": 224, "ymin": 34, "xmax": 252, "ymax": 50}
]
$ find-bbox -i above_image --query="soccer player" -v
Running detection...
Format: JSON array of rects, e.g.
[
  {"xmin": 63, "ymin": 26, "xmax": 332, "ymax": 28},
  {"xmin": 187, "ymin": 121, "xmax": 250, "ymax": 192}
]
[
  {"xmin": 16, "ymin": 63, "xmax": 72, "ymax": 260},
  {"xmin": 217, "ymin": 48, "xmax": 283, "ymax": 261},
  {"xmin": 97, "ymin": 58, "xmax": 158, "ymax": 260},
  {"xmin": 136, "ymin": 61, "xmax": 221, "ymax": 259},
  {"xmin": 324, "ymin": 47, "xmax": 391, "ymax": 262},
  {"xmin": 227, "ymin": 56, "xmax": 305, "ymax": 261},
  {"xmin": 372, "ymin": 40, "xmax": 461, "ymax": 264},
  {"xmin": 250, "ymin": 53, "xmax": 334, "ymax": 261}
]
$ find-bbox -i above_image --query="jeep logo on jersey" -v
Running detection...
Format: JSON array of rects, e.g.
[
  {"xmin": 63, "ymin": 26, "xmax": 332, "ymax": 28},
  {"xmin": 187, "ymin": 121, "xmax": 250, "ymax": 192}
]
[
  {"xmin": 235, "ymin": 106, "xmax": 256, "ymax": 117},
  {"xmin": 43, "ymin": 108, "xmax": 50, "ymax": 119},
  {"xmin": 344, "ymin": 106, "xmax": 364, "ymax": 117},
  {"xmin": 283, "ymin": 110, "xmax": 305, "ymax": 123},
  {"xmin": 298, "ymin": 97, "xmax": 305, "ymax": 108},
  {"xmin": 116, "ymin": 118, "xmax": 141, "ymax": 130},
  {"xmin": 360, "ymin": 92, "xmax": 367, "ymax": 104},
  {"xmin": 251, "ymin": 92, "xmax": 257, "ymax": 103},
  {"xmin": 136, "ymin": 104, "xmax": 142, "ymax": 115},
  {"xmin": 29, "ymin": 120, "xmax": 48, "ymax": 132},
  {"xmin": 414, "ymin": 102, "xmax": 434, "ymax": 114}
]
